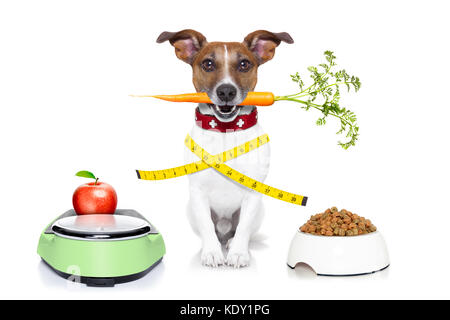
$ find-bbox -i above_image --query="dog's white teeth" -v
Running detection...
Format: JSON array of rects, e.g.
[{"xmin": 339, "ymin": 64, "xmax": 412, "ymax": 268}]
[
  {"xmin": 214, "ymin": 105, "xmax": 236, "ymax": 113},
  {"xmin": 217, "ymin": 105, "xmax": 236, "ymax": 114}
]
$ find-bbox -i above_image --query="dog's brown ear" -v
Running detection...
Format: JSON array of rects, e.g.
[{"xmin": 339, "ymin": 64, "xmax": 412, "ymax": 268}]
[
  {"xmin": 243, "ymin": 30, "xmax": 293, "ymax": 65},
  {"xmin": 157, "ymin": 29, "xmax": 207, "ymax": 65}
]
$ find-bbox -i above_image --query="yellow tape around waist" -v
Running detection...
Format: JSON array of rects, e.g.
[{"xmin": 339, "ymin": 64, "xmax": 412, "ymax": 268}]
[{"xmin": 136, "ymin": 134, "xmax": 307, "ymax": 206}]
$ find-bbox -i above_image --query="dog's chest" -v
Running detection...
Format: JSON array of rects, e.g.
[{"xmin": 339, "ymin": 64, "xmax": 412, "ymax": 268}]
[{"xmin": 184, "ymin": 124, "xmax": 270, "ymax": 213}]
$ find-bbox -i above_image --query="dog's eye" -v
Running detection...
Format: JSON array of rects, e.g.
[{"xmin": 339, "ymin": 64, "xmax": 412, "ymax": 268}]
[
  {"xmin": 238, "ymin": 59, "xmax": 252, "ymax": 72},
  {"xmin": 201, "ymin": 59, "xmax": 215, "ymax": 72}
]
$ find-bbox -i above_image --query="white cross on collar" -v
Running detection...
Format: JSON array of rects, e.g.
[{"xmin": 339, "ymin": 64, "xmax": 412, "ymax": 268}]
[
  {"xmin": 236, "ymin": 118, "xmax": 245, "ymax": 128},
  {"xmin": 209, "ymin": 119, "xmax": 217, "ymax": 128}
]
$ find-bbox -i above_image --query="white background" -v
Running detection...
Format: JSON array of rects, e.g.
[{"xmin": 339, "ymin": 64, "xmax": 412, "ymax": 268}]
[{"xmin": 1, "ymin": 0, "xmax": 449, "ymax": 299}]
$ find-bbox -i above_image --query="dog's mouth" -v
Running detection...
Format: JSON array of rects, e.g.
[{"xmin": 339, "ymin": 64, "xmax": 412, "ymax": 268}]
[
  {"xmin": 211, "ymin": 104, "xmax": 236, "ymax": 114},
  {"xmin": 207, "ymin": 104, "xmax": 240, "ymax": 122}
]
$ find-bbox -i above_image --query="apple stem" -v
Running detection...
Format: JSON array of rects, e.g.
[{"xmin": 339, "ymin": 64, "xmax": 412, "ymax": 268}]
[{"xmin": 94, "ymin": 177, "xmax": 99, "ymax": 185}]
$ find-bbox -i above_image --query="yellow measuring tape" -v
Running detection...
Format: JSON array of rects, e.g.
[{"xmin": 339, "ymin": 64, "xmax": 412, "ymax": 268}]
[{"xmin": 136, "ymin": 134, "xmax": 308, "ymax": 206}]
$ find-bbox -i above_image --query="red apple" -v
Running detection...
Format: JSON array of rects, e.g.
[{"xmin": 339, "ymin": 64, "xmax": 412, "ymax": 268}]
[{"xmin": 72, "ymin": 181, "xmax": 117, "ymax": 215}]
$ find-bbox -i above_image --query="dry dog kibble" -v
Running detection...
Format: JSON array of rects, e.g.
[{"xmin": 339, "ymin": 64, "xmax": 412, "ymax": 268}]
[{"xmin": 300, "ymin": 207, "xmax": 377, "ymax": 236}]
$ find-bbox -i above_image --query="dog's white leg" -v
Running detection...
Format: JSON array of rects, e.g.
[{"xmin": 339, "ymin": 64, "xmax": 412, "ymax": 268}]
[
  {"xmin": 226, "ymin": 192, "xmax": 264, "ymax": 268},
  {"xmin": 187, "ymin": 187, "xmax": 225, "ymax": 267}
]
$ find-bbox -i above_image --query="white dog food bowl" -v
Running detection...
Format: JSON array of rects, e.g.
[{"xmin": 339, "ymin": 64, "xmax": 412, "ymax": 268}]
[{"xmin": 287, "ymin": 230, "xmax": 390, "ymax": 276}]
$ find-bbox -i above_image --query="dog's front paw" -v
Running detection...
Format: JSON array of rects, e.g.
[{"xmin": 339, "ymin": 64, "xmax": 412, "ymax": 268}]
[
  {"xmin": 201, "ymin": 246, "xmax": 225, "ymax": 267},
  {"xmin": 226, "ymin": 249, "xmax": 250, "ymax": 268}
]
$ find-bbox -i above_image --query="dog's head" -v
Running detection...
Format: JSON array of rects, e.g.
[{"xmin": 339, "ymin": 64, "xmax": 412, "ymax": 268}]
[{"xmin": 157, "ymin": 29, "xmax": 293, "ymax": 122}]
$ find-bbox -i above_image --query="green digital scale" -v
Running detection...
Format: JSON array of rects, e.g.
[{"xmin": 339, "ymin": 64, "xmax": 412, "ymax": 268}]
[{"xmin": 37, "ymin": 209, "xmax": 165, "ymax": 287}]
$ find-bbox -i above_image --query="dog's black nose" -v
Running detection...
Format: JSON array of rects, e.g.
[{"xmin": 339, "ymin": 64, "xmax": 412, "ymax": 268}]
[{"xmin": 216, "ymin": 84, "xmax": 237, "ymax": 103}]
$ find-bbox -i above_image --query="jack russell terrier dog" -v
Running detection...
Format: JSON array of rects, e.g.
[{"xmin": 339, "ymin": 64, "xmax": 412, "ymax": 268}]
[{"xmin": 157, "ymin": 29, "xmax": 293, "ymax": 267}]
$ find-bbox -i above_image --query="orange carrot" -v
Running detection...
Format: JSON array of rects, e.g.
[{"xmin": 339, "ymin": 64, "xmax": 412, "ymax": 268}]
[
  {"xmin": 130, "ymin": 92, "xmax": 275, "ymax": 106},
  {"xmin": 129, "ymin": 51, "xmax": 361, "ymax": 149}
]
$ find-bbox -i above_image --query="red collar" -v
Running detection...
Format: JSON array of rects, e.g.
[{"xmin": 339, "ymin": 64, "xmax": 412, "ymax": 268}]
[{"xmin": 195, "ymin": 108, "xmax": 258, "ymax": 132}]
